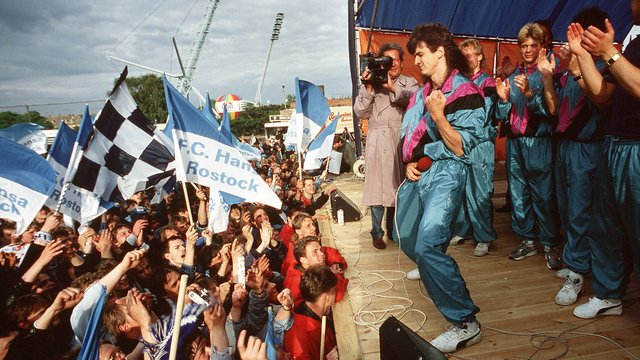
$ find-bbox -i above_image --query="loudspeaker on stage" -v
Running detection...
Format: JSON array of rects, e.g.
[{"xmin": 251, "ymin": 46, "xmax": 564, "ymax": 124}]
[
  {"xmin": 379, "ymin": 316, "xmax": 447, "ymax": 360},
  {"xmin": 330, "ymin": 189, "xmax": 362, "ymax": 223}
]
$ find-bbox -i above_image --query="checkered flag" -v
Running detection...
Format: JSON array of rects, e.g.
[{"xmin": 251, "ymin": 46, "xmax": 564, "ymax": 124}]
[{"xmin": 72, "ymin": 67, "xmax": 175, "ymax": 203}]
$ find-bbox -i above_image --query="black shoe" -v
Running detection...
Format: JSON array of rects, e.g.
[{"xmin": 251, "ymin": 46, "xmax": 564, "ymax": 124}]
[{"xmin": 373, "ymin": 237, "xmax": 386, "ymax": 249}]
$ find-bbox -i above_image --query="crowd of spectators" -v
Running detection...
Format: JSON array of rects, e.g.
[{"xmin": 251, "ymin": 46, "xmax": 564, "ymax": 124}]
[{"xmin": 0, "ymin": 134, "xmax": 347, "ymax": 360}]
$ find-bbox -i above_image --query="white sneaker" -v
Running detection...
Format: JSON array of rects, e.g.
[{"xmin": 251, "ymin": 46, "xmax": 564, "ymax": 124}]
[
  {"xmin": 450, "ymin": 235, "xmax": 465, "ymax": 245},
  {"xmin": 406, "ymin": 268, "xmax": 421, "ymax": 280},
  {"xmin": 555, "ymin": 268, "xmax": 572, "ymax": 279},
  {"xmin": 573, "ymin": 297, "xmax": 622, "ymax": 319},
  {"xmin": 430, "ymin": 321, "xmax": 481, "ymax": 353},
  {"xmin": 555, "ymin": 271, "xmax": 583, "ymax": 306},
  {"xmin": 474, "ymin": 242, "xmax": 490, "ymax": 257}
]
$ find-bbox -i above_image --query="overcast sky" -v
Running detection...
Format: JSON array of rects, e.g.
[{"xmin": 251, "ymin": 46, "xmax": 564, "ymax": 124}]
[{"xmin": 0, "ymin": 0, "xmax": 352, "ymax": 116}]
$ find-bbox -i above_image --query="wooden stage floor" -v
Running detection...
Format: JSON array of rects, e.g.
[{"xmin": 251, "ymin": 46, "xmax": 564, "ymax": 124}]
[{"xmin": 317, "ymin": 164, "xmax": 640, "ymax": 360}]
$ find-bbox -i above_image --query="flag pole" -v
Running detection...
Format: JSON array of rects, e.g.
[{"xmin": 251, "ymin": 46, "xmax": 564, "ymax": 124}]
[
  {"xmin": 320, "ymin": 315, "xmax": 327, "ymax": 358},
  {"xmin": 168, "ymin": 182, "xmax": 194, "ymax": 360},
  {"xmin": 297, "ymin": 145, "xmax": 303, "ymax": 180},
  {"xmin": 181, "ymin": 181, "xmax": 195, "ymax": 225},
  {"xmin": 168, "ymin": 274, "xmax": 189, "ymax": 360}
]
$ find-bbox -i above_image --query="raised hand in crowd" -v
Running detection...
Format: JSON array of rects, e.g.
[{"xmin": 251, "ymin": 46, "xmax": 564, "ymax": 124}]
[
  {"xmin": 125, "ymin": 288, "xmax": 155, "ymax": 338},
  {"xmin": 183, "ymin": 225, "xmax": 198, "ymax": 267},
  {"xmin": 276, "ymin": 288, "xmax": 294, "ymax": 321},
  {"xmin": 257, "ymin": 223, "xmax": 273, "ymax": 253},
  {"xmin": 237, "ymin": 329, "xmax": 267, "ymax": 360},
  {"xmin": 195, "ymin": 186, "xmax": 209, "ymax": 227},
  {"xmin": 0, "ymin": 252, "xmax": 17, "ymax": 269},
  {"xmin": 201, "ymin": 228, "xmax": 213, "ymax": 246},
  {"xmin": 132, "ymin": 218, "xmax": 148, "ymax": 245},
  {"xmin": 99, "ymin": 248, "xmax": 147, "ymax": 292},
  {"xmin": 34, "ymin": 213, "xmax": 62, "ymax": 245},
  {"xmin": 218, "ymin": 281, "xmax": 232, "ymax": 304},
  {"xmin": 203, "ymin": 304, "xmax": 229, "ymax": 354},
  {"xmin": 242, "ymin": 224, "xmax": 254, "ymax": 253},
  {"xmin": 229, "ymin": 283, "xmax": 249, "ymax": 322},
  {"xmin": 94, "ymin": 228, "xmax": 114, "ymax": 259},
  {"xmin": 21, "ymin": 239, "xmax": 65, "ymax": 284},
  {"xmin": 34, "ymin": 287, "xmax": 83, "ymax": 330},
  {"xmin": 330, "ymin": 263, "xmax": 344, "ymax": 275},
  {"xmin": 246, "ymin": 255, "xmax": 270, "ymax": 293},
  {"xmin": 218, "ymin": 243, "xmax": 232, "ymax": 279}
]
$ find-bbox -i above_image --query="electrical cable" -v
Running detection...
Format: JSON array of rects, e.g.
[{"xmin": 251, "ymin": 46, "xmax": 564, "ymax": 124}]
[
  {"xmin": 322, "ymin": 176, "xmax": 640, "ymax": 360},
  {"xmin": 108, "ymin": 0, "xmax": 170, "ymax": 55}
]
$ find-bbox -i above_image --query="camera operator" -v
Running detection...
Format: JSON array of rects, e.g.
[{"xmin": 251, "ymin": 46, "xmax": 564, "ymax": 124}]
[{"xmin": 354, "ymin": 43, "xmax": 418, "ymax": 250}]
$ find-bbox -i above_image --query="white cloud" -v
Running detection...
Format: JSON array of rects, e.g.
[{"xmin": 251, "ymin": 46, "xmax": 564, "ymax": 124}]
[{"xmin": 0, "ymin": 0, "xmax": 352, "ymax": 115}]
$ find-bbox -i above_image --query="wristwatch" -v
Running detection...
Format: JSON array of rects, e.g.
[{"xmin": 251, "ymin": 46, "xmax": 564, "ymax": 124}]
[{"xmin": 606, "ymin": 52, "xmax": 621, "ymax": 67}]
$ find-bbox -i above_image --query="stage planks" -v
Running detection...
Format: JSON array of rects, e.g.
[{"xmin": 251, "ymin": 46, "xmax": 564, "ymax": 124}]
[{"xmin": 319, "ymin": 164, "xmax": 640, "ymax": 360}]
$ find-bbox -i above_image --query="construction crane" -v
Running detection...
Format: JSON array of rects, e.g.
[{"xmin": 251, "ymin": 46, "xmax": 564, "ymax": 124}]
[{"xmin": 176, "ymin": 0, "xmax": 221, "ymax": 96}]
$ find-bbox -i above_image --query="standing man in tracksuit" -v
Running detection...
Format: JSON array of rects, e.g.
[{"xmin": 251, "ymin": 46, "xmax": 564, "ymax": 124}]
[
  {"xmin": 452, "ymin": 39, "xmax": 499, "ymax": 257},
  {"xmin": 397, "ymin": 23, "xmax": 485, "ymax": 353},
  {"xmin": 569, "ymin": 0, "xmax": 640, "ymax": 319},
  {"xmin": 552, "ymin": 7, "xmax": 612, "ymax": 307},
  {"xmin": 496, "ymin": 22, "xmax": 563, "ymax": 270}
]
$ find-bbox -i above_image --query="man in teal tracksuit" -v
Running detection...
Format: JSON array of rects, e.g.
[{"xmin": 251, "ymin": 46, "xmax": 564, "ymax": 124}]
[
  {"xmin": 569, "ymin": 0, "xmax": 640, "ymax": 319},
  {"xmin": 396, "ymin": 23, "xmax": 485, "ymax": 353},
  {"xmin": 452, "ymin": 39, "xmax": 499, "ymax": 257},
  {"xmin": 495, "ymin": 22, "xmax": 562, "ymax": 269},
  {"xmin": 553, "ymin": 7, "xmax": 612, "ymax": 307}
]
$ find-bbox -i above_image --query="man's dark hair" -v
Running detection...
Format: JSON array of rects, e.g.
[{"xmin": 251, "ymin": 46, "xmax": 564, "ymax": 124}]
[
  {"xmin": 407, "ymin": 23, "xmax": 470, "ymax": 76},
  {"xmin": 161, "ymin": 235, "xmax": 184, "ymax": 257},
  {"xmin": 378, "ymin": 43, "xmax": 404, "ymax": 62},
  {"xmin": 300, "ymin": 265, "xmax": 338, "ymax": 302},
  {"xmin": 197, "ymin": 243, "xmax": 222, "ymax": 269},
  {"xmin": 572, "ymin": 7, "xmax": 609, "ymax": 31},
  {"xmin": 293, "ymin": 235, "xmax": 321, "ymax": 264},
  {"xmin": 534, "ymin": 19, "xmax": 554, "ymax": 45}
]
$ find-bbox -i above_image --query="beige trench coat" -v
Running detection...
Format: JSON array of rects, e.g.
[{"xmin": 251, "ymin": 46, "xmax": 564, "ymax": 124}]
[{"xmin": 353, "ymin": 74, "xmax": 419, "ymax": 207}]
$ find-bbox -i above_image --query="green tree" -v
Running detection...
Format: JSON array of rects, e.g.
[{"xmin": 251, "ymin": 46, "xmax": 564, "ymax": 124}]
[
  {"xmin": 285, "ymin": 93, "xmax": 296, "ymax": 107},
  {"xmin": 0, "ymin": 111, "xmax": 54, "ymax": 129},
  {"xmin": 230, "ymin": 104, "xmax": 284, "ymax": 136},
  {"xmin": 111, "ymin": 74, "xmax": 167, "ymax": 123}
]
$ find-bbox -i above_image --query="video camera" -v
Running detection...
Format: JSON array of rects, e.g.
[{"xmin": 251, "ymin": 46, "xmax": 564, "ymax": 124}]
[{"xmin": 361, "ymin": 52, "xmax": 393, "ymax": 84}]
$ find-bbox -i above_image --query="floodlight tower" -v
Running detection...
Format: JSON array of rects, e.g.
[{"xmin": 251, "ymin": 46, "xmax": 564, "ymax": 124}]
[{"xmin": 254, "ymin": 12, "xmax": 284, "ymax": 105}]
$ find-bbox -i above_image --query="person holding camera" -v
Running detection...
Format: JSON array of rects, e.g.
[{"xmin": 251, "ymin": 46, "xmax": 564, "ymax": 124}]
[{"xmin": 354, "ymin": 43, "xmax": 418, "ymax": 250}]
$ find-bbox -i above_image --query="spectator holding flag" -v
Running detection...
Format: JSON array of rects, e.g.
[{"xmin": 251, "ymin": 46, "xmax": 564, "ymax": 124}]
[{"xmin": 354, "ymin": 43, "xmax": 419, "ymax": 250}]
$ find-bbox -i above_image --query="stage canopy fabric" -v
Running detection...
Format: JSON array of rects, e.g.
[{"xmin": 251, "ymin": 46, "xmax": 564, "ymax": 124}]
[{"xmin": 356, "ymin": 0, "xmax": 635, "ymax": 42}]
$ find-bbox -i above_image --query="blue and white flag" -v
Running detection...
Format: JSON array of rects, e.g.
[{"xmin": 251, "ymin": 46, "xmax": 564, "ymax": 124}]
[
  {"xmin": 0, "ymin": 138, "xmax": 56, "ymax": 234},
  {"xmin": 303, "ymin": 114, "xmax": 339, "ymax": 171},
  {"xmin": 0, "ymin": 122, "xmax": 48, "ymax": 154},
  {"xmin": 208, "ymin": 187, "xmax": 230, "ymax": 234},
  {"xmin": 201, "ymin": 92, "xmax": 218, "ymax": 124},
  {"xmin": 265, "ymin": 309, "xmax": 278, "ymax": 360},
  {"xmin": 44, "ymin": 122, "xmax": 79, "ymax": 215},
  {"xmin": 46, "ymin": 108, "xmax": 113, "ymax": 225},
  {"xmin": 72, "ymin": 68, "xmax": 175, "ymax": 207},
  {"xmin": 286, "ymin": 78, "xmax": 330, "ymax": 150},
  {"xmin": 77, "ymin": 285, "xmax": 107, "ymax": 360},
  {"xmin": 163, "ymin": 77, "xmax": 282, "ymax": 210},
  {"xmin": 219, "ymin": 107, "xmax": 262, "ymax": 162}
]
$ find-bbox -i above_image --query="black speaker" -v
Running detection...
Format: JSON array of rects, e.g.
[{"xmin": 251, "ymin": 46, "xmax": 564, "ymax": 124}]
[
  {"xmin": 379, "ymin": 316, "xmax": 447, "ymax": 360},
  {"xmin": 330, "ymin": 189, "xmax": 362, "ymax": 222}
]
